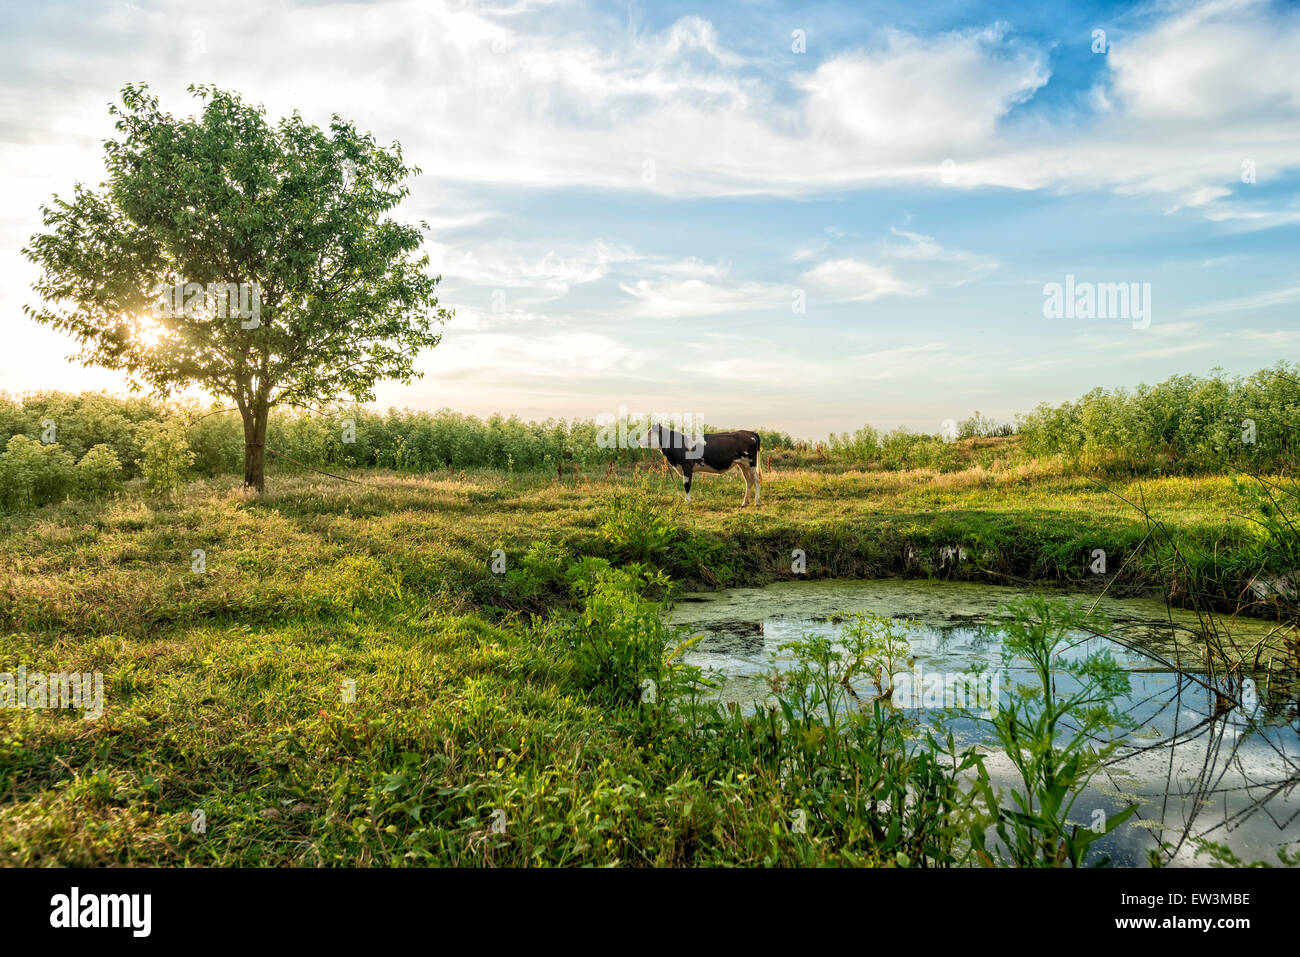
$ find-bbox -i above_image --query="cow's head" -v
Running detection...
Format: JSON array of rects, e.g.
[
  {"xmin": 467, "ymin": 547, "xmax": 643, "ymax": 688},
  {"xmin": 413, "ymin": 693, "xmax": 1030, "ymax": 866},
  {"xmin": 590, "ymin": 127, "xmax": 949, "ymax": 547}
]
[{"xmin": 639, "ymin": 422, "xmax": 665, "ymax": 450}]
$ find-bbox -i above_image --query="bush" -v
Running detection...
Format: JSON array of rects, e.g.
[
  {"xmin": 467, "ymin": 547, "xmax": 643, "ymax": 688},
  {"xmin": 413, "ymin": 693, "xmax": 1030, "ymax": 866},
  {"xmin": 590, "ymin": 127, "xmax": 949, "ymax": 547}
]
[
  {"xmin": 77, "ymin": 444, "xmax": 123, "ymax": 498},
  {"xmin": 878, "ymin": 428, "xmax": 961, "ymax": 471},
  {"xmin": 0, "ymin": 434, "xmax": 77, "ymax": 511},
  {"xmin": 1, "ymin": 391, "xmax": 166, "ymax": 478},
  {"xmin": 500, "ymin": 540, "xmax": 574, "ymax": 604},
  {"xmin": 828, "ymin": 425, "xmax": 881, "ymax": 465},
  {"xmin": 958, "ymin": 411, "xmax": 1010, "ymax": 439},
  {"xmin": 137, "ymin": 420, "xmax": 194, "ymax": 497},
  {"xmin": 599, "ymin": 478, "xmax": 683, "ymax": 564},
  {"xmin": 563, "ymin": 558, "xmax": 678, "ymax": 707},
  {"xmin": 187, "ymin": 410, "xmax": 243, "ymax": 476},
  {"xmin": 1016, "ymin": 363, "xmax": 1300, "ymax": 473}
]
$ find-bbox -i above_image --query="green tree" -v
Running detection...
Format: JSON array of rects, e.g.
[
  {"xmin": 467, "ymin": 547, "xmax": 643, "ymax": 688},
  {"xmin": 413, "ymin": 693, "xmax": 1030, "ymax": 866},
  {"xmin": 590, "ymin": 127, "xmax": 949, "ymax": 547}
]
[{"xmin": 23, "ymin": 83, "xmax": 449, "ymax": 494}]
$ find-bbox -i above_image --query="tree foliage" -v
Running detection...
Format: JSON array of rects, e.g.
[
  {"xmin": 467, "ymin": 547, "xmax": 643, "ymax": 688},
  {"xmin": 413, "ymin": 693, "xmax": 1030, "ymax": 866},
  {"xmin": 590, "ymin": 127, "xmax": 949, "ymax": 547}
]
[{"xmin": 23, "ymin": 83, "xmax": 449, "ymax": 492}]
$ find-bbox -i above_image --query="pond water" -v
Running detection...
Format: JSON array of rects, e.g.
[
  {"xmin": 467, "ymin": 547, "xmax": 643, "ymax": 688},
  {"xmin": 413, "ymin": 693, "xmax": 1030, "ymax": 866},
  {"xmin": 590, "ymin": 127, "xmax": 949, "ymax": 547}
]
[{"xmin": 669, "ymin": 579, "xmax": 1300, "ymax": 867}]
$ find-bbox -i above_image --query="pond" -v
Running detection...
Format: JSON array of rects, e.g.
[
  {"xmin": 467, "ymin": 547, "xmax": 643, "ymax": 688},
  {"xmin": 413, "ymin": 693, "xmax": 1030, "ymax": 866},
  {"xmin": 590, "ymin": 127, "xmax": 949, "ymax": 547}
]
[{"xmin": 669, "ymin": 579, "xmax": 1300, "ymax": 867}]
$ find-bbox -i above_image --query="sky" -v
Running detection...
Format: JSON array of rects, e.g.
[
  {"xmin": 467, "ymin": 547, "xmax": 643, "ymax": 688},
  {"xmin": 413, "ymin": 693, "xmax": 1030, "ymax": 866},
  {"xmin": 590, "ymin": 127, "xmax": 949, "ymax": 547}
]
[{"xmin": 1, "ymin": 0, "xmax": 1298, "ymax": 438}]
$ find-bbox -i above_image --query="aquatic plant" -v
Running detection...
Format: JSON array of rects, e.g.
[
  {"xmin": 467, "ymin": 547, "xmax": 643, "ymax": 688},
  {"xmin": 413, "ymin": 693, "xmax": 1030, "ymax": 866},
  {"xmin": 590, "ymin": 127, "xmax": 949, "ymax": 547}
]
[{"xmin": 970, "ymin": 595, "xmax": 1137, "ymax": 867}]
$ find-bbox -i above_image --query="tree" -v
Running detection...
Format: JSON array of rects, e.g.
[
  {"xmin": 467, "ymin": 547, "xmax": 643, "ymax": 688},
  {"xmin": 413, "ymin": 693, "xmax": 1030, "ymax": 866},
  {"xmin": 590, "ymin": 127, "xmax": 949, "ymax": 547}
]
[{"xmin": 23, "ymin": 84, "xmax": 449, "ymax": 493}]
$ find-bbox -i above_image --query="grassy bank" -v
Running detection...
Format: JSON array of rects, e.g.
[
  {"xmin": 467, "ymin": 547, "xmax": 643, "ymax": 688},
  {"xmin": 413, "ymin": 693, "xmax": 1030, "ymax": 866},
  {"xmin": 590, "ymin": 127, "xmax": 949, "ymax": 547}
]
[
  {"xmin": 0, "ymin": 463, "xmax": 1291, "ymax": 865},
  {"xmin": 3, "ymin": 460, "xmax": 1277, "ymax": 634}
]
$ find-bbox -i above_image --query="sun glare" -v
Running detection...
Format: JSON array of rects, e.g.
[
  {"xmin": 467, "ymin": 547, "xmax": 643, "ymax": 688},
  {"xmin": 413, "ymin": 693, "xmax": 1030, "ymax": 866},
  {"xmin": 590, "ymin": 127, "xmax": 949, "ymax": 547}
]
[{"xmin": 132, "ymin": 313, "xmax": 166, "ymax": 348}]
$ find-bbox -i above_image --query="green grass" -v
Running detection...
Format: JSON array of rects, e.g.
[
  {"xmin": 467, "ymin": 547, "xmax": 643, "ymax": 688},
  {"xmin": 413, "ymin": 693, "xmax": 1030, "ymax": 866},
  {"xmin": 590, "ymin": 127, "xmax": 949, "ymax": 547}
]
[{"xmin": 0, "ymin": 461, "xmax": 1285, "ymax": 865}]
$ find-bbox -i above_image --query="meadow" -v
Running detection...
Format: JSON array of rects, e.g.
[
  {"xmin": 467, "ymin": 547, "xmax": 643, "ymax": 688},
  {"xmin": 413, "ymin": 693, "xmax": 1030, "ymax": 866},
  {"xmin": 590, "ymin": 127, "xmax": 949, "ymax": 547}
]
[
  {"xmin": 3, "ymin": 367, "xmax": 1299, "ymax": 866},
  {"xmin": 1, "ymin": 441, "xmax": 1295, "ymax": 866}
]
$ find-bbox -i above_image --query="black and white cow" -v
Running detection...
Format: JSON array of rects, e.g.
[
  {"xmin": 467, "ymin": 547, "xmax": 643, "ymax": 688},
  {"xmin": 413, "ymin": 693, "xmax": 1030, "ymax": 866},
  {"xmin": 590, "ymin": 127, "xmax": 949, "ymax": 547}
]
[{"xmin": 641, "ymin": 423, "xmax": 762, "ymax": 506}]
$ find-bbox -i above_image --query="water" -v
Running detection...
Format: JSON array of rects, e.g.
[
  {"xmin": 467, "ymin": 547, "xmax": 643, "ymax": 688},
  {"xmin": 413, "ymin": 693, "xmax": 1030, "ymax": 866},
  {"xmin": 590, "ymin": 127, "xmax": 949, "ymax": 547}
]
[{"xmin": 669, "ymin": 579, "xmax": 1300, "ymax": 867}]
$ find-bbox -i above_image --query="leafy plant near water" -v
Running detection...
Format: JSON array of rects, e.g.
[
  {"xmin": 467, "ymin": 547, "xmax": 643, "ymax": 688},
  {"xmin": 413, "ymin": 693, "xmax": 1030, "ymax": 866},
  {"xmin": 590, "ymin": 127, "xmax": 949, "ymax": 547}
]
[
  {"xmin": 829, "ymin": 610, "xmax": 915, "ymax": 699},
  {"xmin": 599, "ymin": 477, "xmax": 683, "ymax": 565},
  {"xmin": 562, "ymin": 558, "xmax": 682, "ymax": 708},
  {"xmin": 1191, "ymin": 839, "xmax": 1300, "ymax": 868},
  {"xmin": 540, "ymin": 561, "xmax": 989, "ymax": 865},
  {"xmin": 757, "ymin": 623, "xmax": 985, "ymax": 865},
  {"xmin": 970, "ymin": 595, "xmax": 1137, "ymax": 867},
  {"xmin": 496, "ymin": 540, "xmax": 573, "ymax": 606}
]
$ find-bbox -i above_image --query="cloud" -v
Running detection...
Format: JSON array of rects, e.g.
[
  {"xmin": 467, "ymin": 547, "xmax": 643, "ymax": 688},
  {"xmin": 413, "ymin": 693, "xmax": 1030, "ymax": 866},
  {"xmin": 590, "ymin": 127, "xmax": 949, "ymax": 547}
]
[
  {"xmin": 1185, "ymin": 284, "xmax": 1300, "ymax": 316},
  {"xmin": 1130, "ymin": 340, "xmax": 1218, "ymax": 360},
  {"xmin": 643, "ymin": 258, "xmax": 732, "ymax": 281},
  {"xmin": 5, "ymin": 0, "xmax": 1299, "ymax": 213},
  {"xmin": 799, "ymin": 228, "xmax": 998, "ymax": 301},
  {"xmin": 618, "ymin": 276, "xmax": 785, "ymax": 318},
  {"xmin": 796, "ymin": 25, "xmax": 1048, "ymax": 152},
  {"xmin": 443, "ymin": 304, "xmax": 552, "ymax": 332},
  {"xmin": 426, "ymin": 330, "xmax": 642, "ymax": 380},
  {"xmin": 842, "ymin": 342, "xmax": 969, "ymax": 380},
  {"xmin": 612, "ymin": 227, "xmax": 996, "ymax": 317},
  {"xmin": 687, "ymin": 353, "xmax": 829, "ymax": 382},
  {"xmin": 801, "ymin": 259, "xmax": 918, "ymax": 302},
  {"xmin": 1239, "ymin": 328, "xmax": 1300, "ymax": 346},
  {"xmin": 1107, "ymin": 0, "xmax": 1300, "ymax": 122},
  {"xmin": 885, "ymin": 228, "xmax": 1001, "ymax": 285},
  {"xmin": 429, "ymin": 240, "xmax": 639, "ymax": 296}
]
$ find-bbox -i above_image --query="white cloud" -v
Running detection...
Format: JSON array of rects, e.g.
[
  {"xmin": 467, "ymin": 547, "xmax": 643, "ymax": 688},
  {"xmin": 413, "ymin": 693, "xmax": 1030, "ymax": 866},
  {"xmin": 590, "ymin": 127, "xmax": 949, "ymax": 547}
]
[
  {"xmin": 842, "ymin": 342, "xmax": 969, "ymax": 380},
  {"xmin": 1185, "ymin": 284, "xmax": 1300, "ymax": 316},
  {"xmin": 688, "ymin": 353, "xmax": 829, "ymax": 382},
  {"xmin": 1130, "ymin": 340, "xmax": 1218, "ymax": 360},
  {"xmin": 443, "ymin": 304, "xmax": 552, "ymax": 332},
  {"xmin": 802, "ymin": 259, "xmax": 918, "ymax": 302},
  {"xmin": 4, "ymin": 0, "xmax": 1298, "ymax": 211},
  {"xmin": 797, "ymin": 25, "xmax": 1048, "ymax": 152},
  {"xmin": 1107, "ymin": 0, "xmax": 1300, "ymax": 122},
  {"xmin": 885, "ymin": 228, "xmax": 1001, "ymax": 285},
  {"xmin": 426, "ymin": 330, "xmax": 641, "ymax": 380},
  {"xmin": 1239, "ymin": 328, "xmax": 1300, "ymax": 346},
  {"xmin": 618, "ymin": 276, "xmax": 784, "ymax": 318},
  {"xmin": 644, "ymin": 258, "xmax": 732, "ymax": 281},
  {"xmin": 429, "ymin": 240, "xmax": 639, "ymax": 295},
  {"xmin": 612, "ymin": 228, "xmax": 996, "ymax": 317},
  {"xmin": 799, "ymin": 228, "xmax": 998, "ymax": 301}
]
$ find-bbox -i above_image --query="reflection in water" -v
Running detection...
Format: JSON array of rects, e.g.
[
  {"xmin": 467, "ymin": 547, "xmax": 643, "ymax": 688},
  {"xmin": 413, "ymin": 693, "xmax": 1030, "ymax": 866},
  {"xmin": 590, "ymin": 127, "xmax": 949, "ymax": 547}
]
[{"xmin": 670, "ymin": 580, "xmax": 1300, "ymax": 867}]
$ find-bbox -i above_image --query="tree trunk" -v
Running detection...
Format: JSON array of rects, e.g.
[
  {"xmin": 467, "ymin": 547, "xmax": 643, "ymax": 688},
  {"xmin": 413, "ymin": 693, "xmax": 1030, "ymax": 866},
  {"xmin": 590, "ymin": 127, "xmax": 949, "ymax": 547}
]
[{"xmin": 242, "ymin": 402, "xmax": 269, "ymax": 494}]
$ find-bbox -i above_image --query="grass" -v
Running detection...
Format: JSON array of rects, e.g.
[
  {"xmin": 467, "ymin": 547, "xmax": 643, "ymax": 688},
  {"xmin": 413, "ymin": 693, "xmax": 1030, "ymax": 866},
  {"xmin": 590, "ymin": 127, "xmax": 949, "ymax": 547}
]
[{"xmin": 0, "ymin": 460, "xmax": 1288, "ymax": 865}]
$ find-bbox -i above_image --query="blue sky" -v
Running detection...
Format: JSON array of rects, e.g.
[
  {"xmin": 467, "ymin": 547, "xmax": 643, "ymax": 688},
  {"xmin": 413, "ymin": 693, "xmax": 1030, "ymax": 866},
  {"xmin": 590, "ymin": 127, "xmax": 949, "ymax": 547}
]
[{"xmin": 1, "ymin": 0, "xmax": 1298, "ymax": 437}]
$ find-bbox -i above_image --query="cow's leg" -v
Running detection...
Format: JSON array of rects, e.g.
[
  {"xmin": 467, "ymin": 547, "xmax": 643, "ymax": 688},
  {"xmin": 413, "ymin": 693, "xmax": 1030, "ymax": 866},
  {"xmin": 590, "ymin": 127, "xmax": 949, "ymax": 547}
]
[
  {"xmin": 737, "ymin": 461, "xmax": 753, "ymax": 506},
  {"xmin": 682, "ymin": 463, "xmax": 694, "ymax": 503},
  {"xmin": 752, "ymin": 464, "xmax": 762, "ymax": 507}
]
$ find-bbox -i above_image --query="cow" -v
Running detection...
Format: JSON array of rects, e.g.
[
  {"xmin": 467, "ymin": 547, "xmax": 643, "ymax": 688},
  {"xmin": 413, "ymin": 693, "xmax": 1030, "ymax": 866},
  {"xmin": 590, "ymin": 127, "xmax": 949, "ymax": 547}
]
[{"xmin": 641, "ymin": 423, "xmax": 762, "ymax": 506}]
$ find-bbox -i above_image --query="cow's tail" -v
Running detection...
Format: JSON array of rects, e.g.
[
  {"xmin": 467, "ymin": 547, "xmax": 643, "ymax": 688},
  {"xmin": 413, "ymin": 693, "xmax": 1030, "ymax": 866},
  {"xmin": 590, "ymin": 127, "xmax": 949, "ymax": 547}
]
[{"xmin": 749, "ymin": 432, "xmax": 761, "ymax": 469}]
